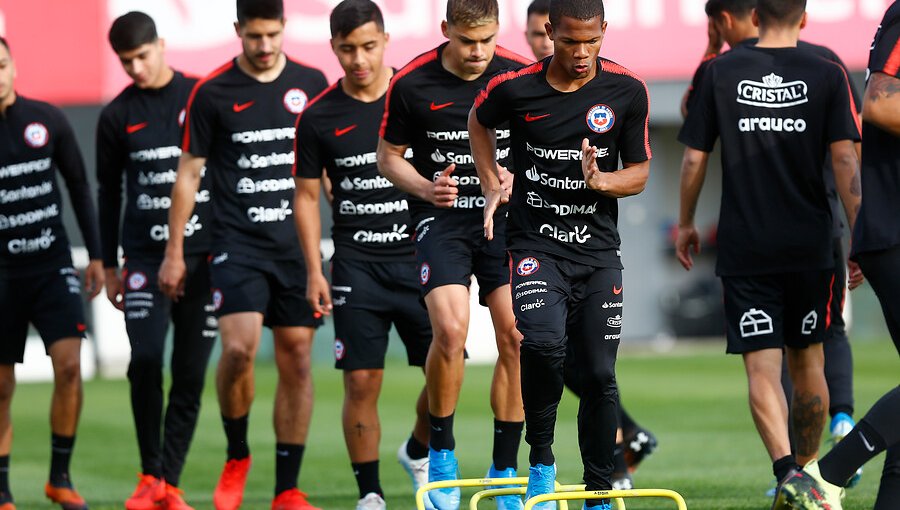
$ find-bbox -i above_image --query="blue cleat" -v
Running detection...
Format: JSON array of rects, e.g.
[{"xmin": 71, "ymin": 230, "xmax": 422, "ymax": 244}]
[
  {"xmin": 424, "ymin": 448, "xmax": 460, "ymax": 510},
  {"xmin": 487, "ymin": 464, "xmax": 523, "ymax": 510},
  {"xmin": 582, "ymin": 501, "xmax": 612, "ymax": 510},
  {"xmin": 829, "ymin": 412, "xmax": 863, "ymax": 488},
  {"xmin": 524, "ymin": 463, "xmax": 557, "ymax": 510}
]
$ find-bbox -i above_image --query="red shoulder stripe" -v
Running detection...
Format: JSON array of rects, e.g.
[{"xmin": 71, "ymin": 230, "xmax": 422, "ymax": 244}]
[
  {"xmin": 181, "ymin": 60, "xmax": 234, "ymax": 151},
  {"xmin": 601, "ymin": 61, "xmax": 652, "ymax": 160},
  {"xmin": 474, "ymin": 61, "xmax": 544, "ymax": 109},
  {"xmin": 832, "ymin": 62, "xmax": 862, "ymax": 136},
  {"xmin": 293, "ymin": 81, "xmax": 339, "ymax": 177},
  {"xmin": 379, "ymin": 49, "xmax": 439, "ymax": 138},
  {"xmin": 882, "ymin": 36, "xmax": 900, "ymax": 76},
  {"xmin": 494, "ymin": 45, "xmax": 533, "ymax": 66}
]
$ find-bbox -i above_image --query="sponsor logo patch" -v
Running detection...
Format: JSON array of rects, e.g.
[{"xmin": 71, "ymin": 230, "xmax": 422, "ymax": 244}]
[{"xmin": 740, "ymin": 308, "xmax": 773, "ymax": 338}]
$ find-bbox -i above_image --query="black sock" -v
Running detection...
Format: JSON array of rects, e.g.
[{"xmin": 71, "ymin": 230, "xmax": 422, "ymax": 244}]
[
  {"xmin": 428, "ymin": 413, "xmax": 455, "ymax": 451},
  {"xmin": 773, "ymin": 455, "xmax": 797, "ymax": 482},
  {"xmin": 612, "ymin": 444, "xmax": 628, "ymax": 476},
  {"xmin": 406, "ymin": 434, "xmax": 428, "ymax": 460},
  {"xmin": 222, "ymin": 414, "xmax": 250, "ymax": 460},
  {"xmin": 49, "ymin": 434, "xmax": 74, "ymax": 487},
  {"xmin": 0, "ymin": 455, "xmax": 10, "ymax": 499},
  {"xmin": 352, "ymin": 460, "xmax": 382, "ymax": 498},
  {"xmin": 820, "ymin": 420, "xmax": 885, "ymax": 486},
  {"xmin": 830, "ymin": 405, "xmax": 853, "ymax": 418},
  {"xmin": 529, "ymin": 447, "xmax": 555, "ymax": 467},
  {"xmin": 618, "ymin": 405, "xmax": 638, "ymax": 435},
  {"xmin": 275, "ymin": 443, "xmax": 305, "ymax": 496},
  {"xmin": 584, "ymin": 497, "xmax": 611, "ymax": 508},
  {"xmin": 492, "ymin": 419, "xmax": 523, "ymax": 471}
]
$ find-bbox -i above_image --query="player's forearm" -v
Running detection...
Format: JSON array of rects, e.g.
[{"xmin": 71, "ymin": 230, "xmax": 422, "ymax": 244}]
[
  {"xmin": 468, "ymin": 108, "xmax": 501, "ymax": 193},
  {"xmin": 164, "ymin": 155, "xmax": 203, "ymax": 258},
  {"xmin": 678, "ymin": 147, "xmax": 709, "ymax": 226},
  {"xmin": 863, "ymin": 72, "xmax": 900, "ymax": 137},
  {"xmin": 831, "ymin": 140, "xmax": 861, "ymax": 231},
  {"xmin": 293, "ymin": 183, "xmax": 324, "ymax": 274},
  {"xmin": 594, "ymin": 161, "xmax": 649, "ymax": 198},
  {"xmin": 376, "ymin": 140, "xmax": 432, "ymax": 201}
]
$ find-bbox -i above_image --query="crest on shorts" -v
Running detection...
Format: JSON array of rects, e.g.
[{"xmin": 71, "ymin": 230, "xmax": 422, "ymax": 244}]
[
  {"xmin": 420, "ymin": 263, "xmax": 431, "ymax": 285},
  {"xmin": 127, "ymin": 271, "xmax": 148, "ymax": 290},
  {"xmin": 586, "ymin": 104, "xmax": 615, "ymax": 134},
  {"xmin": 516, "ymin": 257, "xmax": 540, "ymax": 276},
  {"xmin": 212, "ymin": 289, "xmax": 224, "ymax": 311},
  {"xmin": 283, "ymin": 88, "xmax": 308, "ymax": 114},
  {"xmin": 334, "ymin": 339, "xmax": 346, "ymax": 360},
  {"xmin": 24, "ymin": 122, "xmax": 49, "ymax": 148}
]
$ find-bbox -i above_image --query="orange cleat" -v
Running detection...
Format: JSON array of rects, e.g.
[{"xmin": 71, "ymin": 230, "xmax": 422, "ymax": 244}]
[
  {"xmin": 271, "ymin": 488, "xmax": 321, "ymax": 510},
  {"xmin": 0, "ymin": 491, "xmax": 14, "ymax": 510},
  {"xmin": 125, "ymin": 474, "xmax": 165, "ymax": 510},
  {"xmin": 44, "ymin": 482, "xmax": 88, "ymax": 510},
  {"xmin": 164, "ymin": 484, "xmax": 194, "ymax": 510},
  {"xmin": 213, "ymin": 457, "xmax": 251, "ymax": 510}
]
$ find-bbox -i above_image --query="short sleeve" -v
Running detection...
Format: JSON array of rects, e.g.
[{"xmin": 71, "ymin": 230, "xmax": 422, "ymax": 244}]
[
  {"xmin": 684, "ymin": 58, "xmax": 712, "ymax": 115},
  {"xmin": 380, "ymin": 78, "xmax": 413, "ymax": 145},
  {"xmin": 473, "ymin": 74, "xmax": 512, "ymax": 129},
  {"xmin": 826, "ymin": 64, "xmax": 863, "ymax": 143},
  {"xmin": 619, "ymin": 81, "xmax": 652, "ymax": 163},
  {"xmin": 182, "ymin": 84, "xmax": 217, "ymax": 157},
  {"xmin": 293, "ymin": 109, "xmax": 323, "ymax": 179},
  {"xmin": 678, "ymin": 62, "xmax": 720, "ymax": 152},
  {"xmin": 870, "ymin": 21, "xmax": 900, "ymax": 77}
]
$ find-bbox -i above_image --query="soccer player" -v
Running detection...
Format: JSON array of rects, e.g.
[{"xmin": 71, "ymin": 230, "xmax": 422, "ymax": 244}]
[
  {"xmin": 157, "ymin": 0, "xmax": 327, "ymax": 508},
  {"xmin": 293, "ymin": 1, "xmax": 431, "ymax": 509},
  {"xmin": 0, "ymin": 35, "xmax": 103, "ymax": 510},
  {"xmin": 377, "ymin": 1, "xmax": 531, "ymax": 509},
  {"xmin": 676, "ymin": 0, "xmax": 861, "ymax": 506},
  {"xmin": 470, "ymin": 0, "xmax": 651, "ymax": 507},
  {"xmin": 781, "ymin": 2, "xmax": 900, "ymax": 509},
  {"xmin": 97, "ymin": 12, "xmax": 216, "ymax": 510},
  {"xmin": 522, "ymin": 0, "xmax": 657, "ymax": 488},
  {"xmin": 680, "ymin": 0, "xmax": 865, "ymax": 491}
]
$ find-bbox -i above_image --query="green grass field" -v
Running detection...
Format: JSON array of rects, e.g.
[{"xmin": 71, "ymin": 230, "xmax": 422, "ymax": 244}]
[{"xmin": 7, "ymin": 335, "xmax": 896, "ymax": 510}]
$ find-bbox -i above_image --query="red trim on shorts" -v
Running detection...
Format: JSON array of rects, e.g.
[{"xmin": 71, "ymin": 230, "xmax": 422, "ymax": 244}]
[
  {"xmin": 379, "ymin": 49, "xmax": 439, "ymax": 138},
  {"xmin": 292, "ymin": 81, "xmax": 339, "ymax": 177},
  {"xmin": 883, "ymin": 37, "xmax": 900, "ymax": 76},
  {"xmin": 601, "ymin": 60, "xmax": 653, "ymax": 159},
  {"xmin": 825, "ymin": 274, "xmax": 836, "ymax": 329},
  {"xmin": 474, "ymin": 61, "xmax": 544, "ymax": 109},
  {"xmin": 181, "ymin": 60, "xmax": 234, "ymax": 151}
]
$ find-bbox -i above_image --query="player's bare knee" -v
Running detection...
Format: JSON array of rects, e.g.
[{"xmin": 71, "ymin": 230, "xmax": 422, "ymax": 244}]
[
  {"xmin": 345, "ymin": 371, "xmax": 379, "ymax": 402},
  {"xmin": 0, "ymin": 371, "xmax": 14, "ymax": 403},
  {"xmin": 220, "ymin": 343, "xmax": 254, "ymax": 374},
  {"xmin": 53, "ymin": 356, "xmax": 82, "ymax": 389}
]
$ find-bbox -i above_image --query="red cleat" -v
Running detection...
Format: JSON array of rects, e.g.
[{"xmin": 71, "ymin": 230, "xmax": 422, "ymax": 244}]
[
  {"xmin": 125, "ymin": 474, "xmax": 165, "ymax": 510},
  {"xmin": 271, "ymin": 488, "xmax": 320, "ymax": 510},
  {"xmin": 164, "ymin": 484, "xmax": 195, "ymax": 510},
  {"xmin": 213, "ymin": 457, "xmax": 251, "ymax": 510},
  {"xmin": 44, "ymin": 482, "xmax": 88, "ymax": 510}
]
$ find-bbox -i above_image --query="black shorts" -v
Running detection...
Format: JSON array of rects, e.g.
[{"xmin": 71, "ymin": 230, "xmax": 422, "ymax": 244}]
[
  {"xmin": 209, "ymin": 252, "xmax": 322, "ymax": 329},
  {"xmin": 331, "ymin": 258, "xmax": 432, "ymax": 370},
  {"xmin": 722, "ymin": 270, "xmax": 832, "ymax": 354},
  {"xmin": 414, "ymin": 214, "xmax": 508, "ymax": 306},
  {"xmin": 0, "ymin": 264, "xmax": 85, "ymax": 363}
]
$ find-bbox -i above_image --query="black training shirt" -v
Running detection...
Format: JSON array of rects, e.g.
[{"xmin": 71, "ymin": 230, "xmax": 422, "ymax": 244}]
[
  {"xmin": 97, "ymin": 71, "xmax": 211, "ymax": 267},
  {"xmin": 679, "ymin": 46, "xmax": 861, "ymax": 276},
  {"xmin": 295, "ymin": 79, "xmax": 414, "ymax": 261},
  {"xmin": 852, "ymin": 0, "xmax": 900, "ymax": 256},
  {"xmin": 0, "ymin": 96, "xmax": 101, "ymax": 275},
  {"xmin": 380, "ymin": 43, "xmax": 530, "ymax": 223},
  {"xmin": 475, "ymin": 57, "xmax": 651, "ymax": 267},
  {"xmin": 184, "ymin": 57, "xmax": 327, "ymax": 259}
]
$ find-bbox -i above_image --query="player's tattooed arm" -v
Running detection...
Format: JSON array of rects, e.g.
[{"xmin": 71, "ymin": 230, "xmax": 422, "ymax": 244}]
[
  {"xmin": 831, "ymin": 138, "xmax": 865, "ymax": 289},
  {"xmin": 675, "ymin": 147, "xmax": 710, "ymax": 271},
  {"xmin": 863, "ymin": 72, "xmax": 900, "ymax": 137}
]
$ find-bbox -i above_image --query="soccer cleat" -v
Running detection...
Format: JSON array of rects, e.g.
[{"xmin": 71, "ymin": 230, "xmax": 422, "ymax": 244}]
[
  {"xmin": 780, "ymin": 459, "xmax": 844, "ymax": 510},
  {"xmin": 271, "ymin": 488, "xmax": 321, "ymax": 510},
  {"xmin": 398, "ymin": 440, "xmax": 430, "ymax": 493},
  {"xmin": 581, "ymin": 501, "xmax": 612, "ymax": 510},
  {"xmin": 622, "ymin": 427, "xmax": 658, "ymax": 473},
  {"xmin": 487, "ymin": 464, "xmax": 523, "ymax": 510},
  {"xmin": 524, "ymin": 463, "xmax": 556, "ymax": 510},
  {"xmin": 355, "ymin": 492, "xmax": 386, "ymax": 510},
  {"xmin": 770, "ymin": 467, "xmax": 798, "ymax": 510},
  {"xmin": 44, "ymin": 482, "xmax": 88, "ymax": 510},
  {"xmin": 213, "ymin": 456, "xmax": 251, "ymax": 510},
  {"xmin": 125, "ymin": 474, "xmax": 166, "ymax": 510},
  {"xmin": 164, "ymin": 484, "xmax": 195, "ymax": 510},
  {"xmin": 0, "ymin": 491, "xmax": 14, "ymax": 510},
  {"xmin": 828, "ymin": 413, "xmax": 863, "ymax": 488},
  {"xmin": 424, "ymin": 448, "xmax": 460, "ymax": 510},
  {"xmin": 611, "ymin": 473, "xmax": 633, "ymax": 491}
]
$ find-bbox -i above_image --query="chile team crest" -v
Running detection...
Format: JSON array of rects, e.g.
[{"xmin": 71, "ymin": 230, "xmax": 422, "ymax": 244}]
[
  {"xmin": 127, "ymin": 271, "xmax": 147, "ymax": 290},
  {"xmin": 420, "ymin": 263, "xmax": 431, "ymax": 285},
  {"xmin": 283, "ymin": 88, "xmax": 308, "ymax": 114},
  {"xmin": 586, "ymin": 104, "xmax": 615, "ymax": 134},
  {"xmin": 516, "ymin": 257, "xmax": 540, "ymax": 276},
  {"xmin": 24, "ymin": 122, "xmax": 49, "ymax": 148}
]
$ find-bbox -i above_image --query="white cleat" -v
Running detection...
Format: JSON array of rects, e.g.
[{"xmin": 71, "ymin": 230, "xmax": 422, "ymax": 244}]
[
  {"xmin": 356, "ymin": 492, "xmax": 386, "ymax": 510},
  {"xmin": 398, "ymin": 440, "xmax": 430, "ymax": 493}
]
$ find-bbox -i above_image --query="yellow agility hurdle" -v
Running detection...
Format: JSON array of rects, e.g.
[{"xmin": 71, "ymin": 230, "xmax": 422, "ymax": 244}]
[
  {"xmin": 415, "ymin": 478, "xmax": 575, "ymax": 510},
  {"xmin": 470, "ymin": 485, "xmax": 626, "ymax": 510},
  {"xmin": 523, "ymin": 488, "xmax": 687, "ymax": 510}
]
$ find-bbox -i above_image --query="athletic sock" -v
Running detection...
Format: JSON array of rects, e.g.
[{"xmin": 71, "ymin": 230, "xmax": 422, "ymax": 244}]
[
  {"xmin": 428, "ymin": 413, "xmax": 455, "ymax": 451},
  {"xmin": 492, "ymin": 419, "xmax": 523, "ymax": 471},
  {"xmin": 274, "ymin": 443, "xmax": 305, "ymax": 495},
  {"xmin": 820, "ymin": 420, "xmax": 885, "ymax": 486},
  {"xmin": 49, "ymin": 434, "xmax": 75, "ymax": 487},
  {"xmin": 406, "ymin": 434, "xmax": 428, "ymax": 460},
  {"xmin": 222, "ymin": 414, "xmax": 250, "ymax": 460},
  {"xmin": 352, "ymin": 460, "xmax": 382, "ymax": 498},
  {"xmin": 0, "ymin": 455, "xmax": 10, "ymax": 500},
  {"xmin": 830, "ymin": 405, "xmax": 854, "ymax": 419},
  {"xmin": 618, "ymin": 406, "xmax": 638, "ymax": 435},
  {"xmin": 773, "ymin": 455, "xmax": 797, "ymax": 482},
  {"xmin": 612, "ymin": 444, "xmax": 628, "ymax": 476},
  {"xmin": 529, "ymin": 447, "xmax": 555, "ymax": 467}
]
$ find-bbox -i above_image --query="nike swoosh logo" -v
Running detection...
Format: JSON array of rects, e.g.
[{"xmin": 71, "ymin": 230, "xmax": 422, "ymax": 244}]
[
  {"xmin": 613, "ymin": 285, "xmax": 623, "ymax": 295},
  {"xmin": 233, "ymin": 101, "xmax": 255, "ymax": 113},
  {"xmin": 334, "ymin": 124, "xmax": 357, "ymax": 137},
  {"xmin": 524, "ymin": 113, "xmax": 551, "ymax": 122},
  {"xmin": 860, "ymin": 431, "xmax": 875, "ymax": 452},
  {"xmin": 126, "ymin": 122, "xmax": 148, "ymax": 134},
  {"xmin": 430, "ymin": 101, "xmax": 454, "ymax": 111}
]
